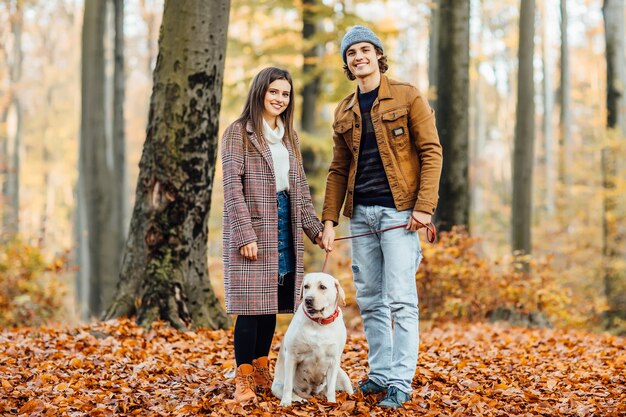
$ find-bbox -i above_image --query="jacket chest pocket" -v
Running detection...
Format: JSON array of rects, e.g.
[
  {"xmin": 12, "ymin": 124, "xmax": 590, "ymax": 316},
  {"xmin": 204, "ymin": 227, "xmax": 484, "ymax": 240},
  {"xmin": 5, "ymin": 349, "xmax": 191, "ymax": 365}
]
[
  {"xmin": 334, "ymin": 121, "xmax": 354, "ymax": 149},
  {"xmin": 381, "ymin": 108, "xmax": 410, "ymax": 149}
]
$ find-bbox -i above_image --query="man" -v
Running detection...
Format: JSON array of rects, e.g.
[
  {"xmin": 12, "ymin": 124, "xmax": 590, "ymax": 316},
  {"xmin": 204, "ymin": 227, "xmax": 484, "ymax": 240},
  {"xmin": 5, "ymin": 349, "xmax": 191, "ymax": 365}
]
[{"xmin": 321, "ymin": 25, "xmax": 442, "ymax": 408}]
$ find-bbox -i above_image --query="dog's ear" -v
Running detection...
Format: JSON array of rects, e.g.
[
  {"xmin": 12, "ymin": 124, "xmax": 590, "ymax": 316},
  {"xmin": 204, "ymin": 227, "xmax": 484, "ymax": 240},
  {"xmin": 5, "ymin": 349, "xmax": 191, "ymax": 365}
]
[{"xmin": 335, "ymin": 279, "xmax": 346, "ymax": 307}]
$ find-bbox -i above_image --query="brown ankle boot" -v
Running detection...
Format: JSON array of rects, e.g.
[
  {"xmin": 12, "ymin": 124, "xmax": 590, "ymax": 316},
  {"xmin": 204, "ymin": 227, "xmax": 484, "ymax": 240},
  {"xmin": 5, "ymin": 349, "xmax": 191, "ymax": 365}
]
[
  {"xmin": 234, "ymin": 364, "xmax": 257, "ymax": 403},
  {"xmin": 252, "ymin": 356, "xmax": 272, "ymax": 394}
]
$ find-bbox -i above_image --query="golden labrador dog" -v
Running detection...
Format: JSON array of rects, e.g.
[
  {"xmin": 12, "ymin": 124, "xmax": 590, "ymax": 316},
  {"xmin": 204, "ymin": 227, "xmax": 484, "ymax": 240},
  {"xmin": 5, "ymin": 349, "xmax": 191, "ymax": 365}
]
[{"xmin": 272, "ymin": 272, "xmax": 353, "ymax": 406}]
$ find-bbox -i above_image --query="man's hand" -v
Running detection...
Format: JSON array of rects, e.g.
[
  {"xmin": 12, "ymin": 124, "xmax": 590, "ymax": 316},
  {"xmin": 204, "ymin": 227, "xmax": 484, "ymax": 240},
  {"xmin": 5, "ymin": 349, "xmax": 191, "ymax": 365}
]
[
  {"xmin": 240, "ymin": 242, "xmax": 258, "ymax": 260},
  {"xmin": 406, "ymin": 210, "xmax": 431, "ymax": 232},
  {"xmin": 321, "ymin": 221, "xmax": 336, "ymax": 252}
]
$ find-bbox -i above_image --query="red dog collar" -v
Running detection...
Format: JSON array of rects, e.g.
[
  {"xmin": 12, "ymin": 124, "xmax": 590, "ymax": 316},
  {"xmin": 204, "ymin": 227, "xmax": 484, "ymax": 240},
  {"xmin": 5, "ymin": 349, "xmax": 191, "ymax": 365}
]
[{"xmin": 303, "ymin": 306, "xmax": 340, "ymax": 325}]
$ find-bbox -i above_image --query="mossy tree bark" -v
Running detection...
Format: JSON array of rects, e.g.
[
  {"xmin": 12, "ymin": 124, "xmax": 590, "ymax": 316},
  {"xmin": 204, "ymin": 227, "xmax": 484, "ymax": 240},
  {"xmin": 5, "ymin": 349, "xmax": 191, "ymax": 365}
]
[{"xmin": 104, "ymin": 0, "xmax": 231, "ymax": 330}]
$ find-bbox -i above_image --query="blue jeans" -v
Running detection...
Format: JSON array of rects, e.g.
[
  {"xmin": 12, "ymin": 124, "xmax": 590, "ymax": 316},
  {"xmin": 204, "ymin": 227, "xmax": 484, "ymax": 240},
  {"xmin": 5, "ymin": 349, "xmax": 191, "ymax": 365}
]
[
  {"xmin": 350, "ymin": 205, "xmax": 422, "ymax": 394},
  {"xmin": 277, "ymin": 191, "xmax": 295, "ymax": 283}
]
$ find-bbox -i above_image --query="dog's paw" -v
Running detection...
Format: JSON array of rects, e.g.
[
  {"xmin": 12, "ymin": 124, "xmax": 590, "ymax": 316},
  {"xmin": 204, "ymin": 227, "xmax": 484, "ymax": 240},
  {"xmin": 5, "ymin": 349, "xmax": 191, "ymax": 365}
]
[{"xmin": 279, "ymin": 399, "xmax": 292, "ymax": 407}]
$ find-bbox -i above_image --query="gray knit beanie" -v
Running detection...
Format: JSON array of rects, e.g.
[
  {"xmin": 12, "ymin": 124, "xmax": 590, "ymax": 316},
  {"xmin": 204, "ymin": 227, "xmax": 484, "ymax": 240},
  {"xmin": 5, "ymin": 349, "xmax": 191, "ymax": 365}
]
[{"xmin": 340, "ymin": 25, "xmax": 384, "ymax": 64}]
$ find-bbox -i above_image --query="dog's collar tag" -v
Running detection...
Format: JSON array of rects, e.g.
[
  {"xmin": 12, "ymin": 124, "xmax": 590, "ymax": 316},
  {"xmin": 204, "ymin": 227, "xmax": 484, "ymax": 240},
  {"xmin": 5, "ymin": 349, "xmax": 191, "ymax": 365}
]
[{"xmin": 304, "ymin": 306, "xmax": 340, "ymax": 325}]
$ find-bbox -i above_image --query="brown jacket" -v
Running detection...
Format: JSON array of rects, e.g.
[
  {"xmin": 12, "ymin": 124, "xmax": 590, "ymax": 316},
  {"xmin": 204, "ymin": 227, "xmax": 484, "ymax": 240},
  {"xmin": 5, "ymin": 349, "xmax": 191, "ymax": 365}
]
[{"xmin": 322, "ymin": 75, "xmax": 443, "ymax": 224}]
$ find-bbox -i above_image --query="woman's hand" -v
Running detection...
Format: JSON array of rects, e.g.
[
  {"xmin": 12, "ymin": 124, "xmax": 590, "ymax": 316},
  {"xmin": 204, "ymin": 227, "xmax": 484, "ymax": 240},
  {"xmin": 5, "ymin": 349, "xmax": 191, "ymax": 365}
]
[
  {"xmin": 315, "ymin": 232, "xmax": 325, "ymax": 249},
  {"xmin": 240, "ymin": 242, "xmax": 258, "ymax": 260}
]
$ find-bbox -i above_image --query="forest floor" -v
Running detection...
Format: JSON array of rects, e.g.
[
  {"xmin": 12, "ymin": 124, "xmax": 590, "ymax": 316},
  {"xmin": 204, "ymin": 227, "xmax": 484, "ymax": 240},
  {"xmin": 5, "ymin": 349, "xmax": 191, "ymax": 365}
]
[{"xmin": 1, "ymin": 318, "xmax": 624, "ymax": 416}]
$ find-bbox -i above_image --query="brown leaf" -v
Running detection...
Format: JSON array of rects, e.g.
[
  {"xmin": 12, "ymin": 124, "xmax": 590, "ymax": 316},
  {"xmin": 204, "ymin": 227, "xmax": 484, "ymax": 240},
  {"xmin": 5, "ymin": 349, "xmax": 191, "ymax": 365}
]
[
  {"xmin": 19, "ymin": 399, "xmax": 45, "ymax": 414},
  {"xmin": 338, "ymin": 400, "xmax": 355, "ymax": 411}
]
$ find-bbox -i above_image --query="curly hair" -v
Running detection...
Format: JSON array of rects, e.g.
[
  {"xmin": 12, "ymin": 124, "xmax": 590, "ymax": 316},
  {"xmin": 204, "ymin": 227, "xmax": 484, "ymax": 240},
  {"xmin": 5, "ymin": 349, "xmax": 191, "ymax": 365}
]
[{"xmin": 342, "ymin": 46, "xmax": 389, "ymax": 80}]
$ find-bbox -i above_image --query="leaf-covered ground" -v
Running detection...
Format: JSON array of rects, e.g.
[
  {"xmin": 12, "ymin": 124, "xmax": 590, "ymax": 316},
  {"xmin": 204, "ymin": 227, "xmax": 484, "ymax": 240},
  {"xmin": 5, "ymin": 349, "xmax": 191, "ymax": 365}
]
[{"xmin": 1, "ymin": 319, "xmax": 624, "ymax": 416}]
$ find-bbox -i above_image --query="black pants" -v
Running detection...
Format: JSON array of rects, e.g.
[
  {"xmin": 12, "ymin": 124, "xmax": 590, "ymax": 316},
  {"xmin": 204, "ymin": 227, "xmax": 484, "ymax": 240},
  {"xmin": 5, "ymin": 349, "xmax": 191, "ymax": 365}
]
[{"xmin": 234, "ymin": 272, "xmax": 295, "ymax": 365}]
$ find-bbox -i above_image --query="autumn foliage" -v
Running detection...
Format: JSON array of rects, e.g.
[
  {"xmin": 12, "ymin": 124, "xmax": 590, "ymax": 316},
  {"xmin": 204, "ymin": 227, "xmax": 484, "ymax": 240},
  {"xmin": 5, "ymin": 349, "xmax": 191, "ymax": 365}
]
[
  {"xmin": 416, "ymin": 228, "xmax": 574, "ymax": 326},
  {"xmin": 0, "ymin": 240, "xmax": 68, "ymax": 328},
  {"xmin": 1, "ymin": 319, "xmax": 624, "ymax": 416}
]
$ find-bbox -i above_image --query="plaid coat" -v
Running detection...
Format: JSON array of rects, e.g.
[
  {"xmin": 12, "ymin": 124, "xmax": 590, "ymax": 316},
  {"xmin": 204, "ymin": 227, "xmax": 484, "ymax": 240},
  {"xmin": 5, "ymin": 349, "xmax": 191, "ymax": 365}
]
[{"xmin": 221, "ymin": 120, "xmax": 323, "ymax": 315}]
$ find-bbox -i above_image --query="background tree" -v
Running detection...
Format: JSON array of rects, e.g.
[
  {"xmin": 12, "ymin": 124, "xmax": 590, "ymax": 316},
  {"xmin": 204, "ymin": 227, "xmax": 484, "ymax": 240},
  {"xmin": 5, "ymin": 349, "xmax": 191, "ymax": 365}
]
[
  {"xmin": 1, "ymin": 0, "xmax": 23, "ymax": 238},
  {"xmin": 435, "ymin": 0, "xmax": 470, "ymax": 232},
  {"xmin": 301, "ymin": 0, "xmax": 321, "ymax": 134},
  {"xmin": 601, "ymin": 0, "xmax": 626, "ymax": 331},
  {"xmin": 428, "ymin": 0, "xmax": 440, "ymax": 112},
  {"xmin": 558, "ymin": 0, "xmax": 571, "ymax": 187},
  {"xmin": 77, "ymin": 0, "xmax": 125, "ymax": 318},
  {"xmin": 541, "ymin": 0, "xmax": 555, "ymax": 218},
  {"xmin": 104, "ymin": 0, "xmax": 231, "ymax": 330},
  {"xmin": 112, "ymin": 0, "xmax": 127, "ymax": 252},
  {"xmin": 512, "ymin": 0, "xmax": 535, "ymax": 266},
  {"xmin": 77, "ymin": 0, "xmax": 107, "ymax": 318}
]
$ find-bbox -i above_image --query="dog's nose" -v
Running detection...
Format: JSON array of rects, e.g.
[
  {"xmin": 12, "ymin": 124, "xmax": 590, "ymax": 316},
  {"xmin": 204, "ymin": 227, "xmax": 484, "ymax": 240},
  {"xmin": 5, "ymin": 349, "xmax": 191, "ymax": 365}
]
[{"xmin": 304, "ymin": 297, "xmax": 313, "ymax": 306}]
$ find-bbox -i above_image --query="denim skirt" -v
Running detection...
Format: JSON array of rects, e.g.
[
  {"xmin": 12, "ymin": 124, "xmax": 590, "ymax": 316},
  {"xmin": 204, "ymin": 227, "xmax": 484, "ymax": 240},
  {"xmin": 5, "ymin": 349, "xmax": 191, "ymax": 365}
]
[{"xmin": 277, "ymin": 191, "xmax": 295, "ymax": 284}]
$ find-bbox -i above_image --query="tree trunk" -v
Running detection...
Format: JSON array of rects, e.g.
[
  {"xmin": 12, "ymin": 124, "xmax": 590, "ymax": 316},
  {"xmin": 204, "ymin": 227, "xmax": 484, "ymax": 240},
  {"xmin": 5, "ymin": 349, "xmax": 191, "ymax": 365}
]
[
  {"xmin": 435, "ymin": 0, "xmax": 470, "ymax": 232},
  {"xmin": 558, "ymin": 0, "xmax": 571, "ymax": 186},
  {"xmin": 512, "ymin": 0, "xmax": 536, "ymax": 266},
  {"xmin": 428, "ymin": 0, "xmax": 440, "ymax": 112},
  {"xmin": 541, "ymin": 0, "xmax": 555, "ymax": 218},
  {"xmin": 79, "ymin": 0, "xmax": 122, "ymax": 317},
  {"xmin": 104, "ymin": 0, "xmax": 231, "ymax": 331},
  {"xmin": 602, "ymin": 0, "xmax": 626, "ymax": 331},
  {"xmin": 2, "ymin": 1, "xmax": 23, "ymax": 238},
  {"xmin": 301, "ymin": 0, "xmax": 320, "ymax": 134},
  {"xmin": 113, "ymin": 0, "xmax": 128, "ymax": 255},
  {"xmin": 79, "ymin": 0, "xmax": 106, "ymax": 317},
  {"xmin": 4, "ymin": 99, "xmax": 20, "ymax": 238},
  {"xmin": 471, "ymin": 0, "xmax": 486, "ymax": 221}
]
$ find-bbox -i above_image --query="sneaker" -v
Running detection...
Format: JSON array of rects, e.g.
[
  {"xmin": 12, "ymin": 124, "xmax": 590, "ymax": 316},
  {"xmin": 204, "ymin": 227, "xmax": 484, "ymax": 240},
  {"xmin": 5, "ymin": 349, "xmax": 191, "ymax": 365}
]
[
  {"xmin": 357, "ymin": 378, "xmax": 387, "ymax": 395},
  {"xmin": 379, "ymin": 386, "xmax": 410, "ymax": 408}
]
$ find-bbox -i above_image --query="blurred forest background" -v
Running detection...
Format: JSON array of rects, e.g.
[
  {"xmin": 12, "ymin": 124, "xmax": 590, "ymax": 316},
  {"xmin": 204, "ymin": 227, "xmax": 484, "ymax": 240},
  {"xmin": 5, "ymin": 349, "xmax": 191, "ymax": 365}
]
[{"xmin": 0, "ymin": 0, "xmax": 625, "ymax": 334}]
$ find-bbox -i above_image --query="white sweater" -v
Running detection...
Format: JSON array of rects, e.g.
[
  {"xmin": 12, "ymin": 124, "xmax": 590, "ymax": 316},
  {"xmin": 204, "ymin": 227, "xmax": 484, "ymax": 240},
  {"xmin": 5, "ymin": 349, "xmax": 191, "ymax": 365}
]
[{"xmin": 262, "ymin": 118, "xmax": 290, "ymax": 192}]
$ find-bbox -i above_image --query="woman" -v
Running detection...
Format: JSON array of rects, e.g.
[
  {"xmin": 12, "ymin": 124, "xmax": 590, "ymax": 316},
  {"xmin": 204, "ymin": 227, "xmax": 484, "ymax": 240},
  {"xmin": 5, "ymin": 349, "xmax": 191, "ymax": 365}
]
[{"xmin": 221, "ymin": 67, "xmax": 324, "ymax": 403}]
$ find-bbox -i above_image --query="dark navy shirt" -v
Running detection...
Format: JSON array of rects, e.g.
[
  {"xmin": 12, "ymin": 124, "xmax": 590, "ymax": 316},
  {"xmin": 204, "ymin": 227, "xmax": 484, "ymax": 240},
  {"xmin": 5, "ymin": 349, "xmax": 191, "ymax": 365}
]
[{"xmin": 354, "ymin": 87, "xmax": 395, "ymax": 208}]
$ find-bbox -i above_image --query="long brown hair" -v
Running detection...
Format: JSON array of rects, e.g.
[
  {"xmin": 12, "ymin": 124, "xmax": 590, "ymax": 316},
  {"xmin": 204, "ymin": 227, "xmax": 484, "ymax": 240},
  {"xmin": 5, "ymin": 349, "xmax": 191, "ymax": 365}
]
[{"xmin": 236, "ymin": 67, "xmax": 300, "ymax": 159}]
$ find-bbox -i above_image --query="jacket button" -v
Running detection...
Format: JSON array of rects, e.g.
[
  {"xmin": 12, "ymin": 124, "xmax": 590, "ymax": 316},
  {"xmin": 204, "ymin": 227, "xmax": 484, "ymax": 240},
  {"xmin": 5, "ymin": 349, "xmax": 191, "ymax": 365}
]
[{"xmin": 355, "ymin": 124, "xmax": 360, "ymax": 128}]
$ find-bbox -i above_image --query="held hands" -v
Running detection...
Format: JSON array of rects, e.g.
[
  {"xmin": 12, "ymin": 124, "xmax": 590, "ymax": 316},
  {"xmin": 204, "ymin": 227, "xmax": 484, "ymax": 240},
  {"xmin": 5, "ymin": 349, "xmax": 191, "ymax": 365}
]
[
  {"xmin": 406, "ymin": 210, "xmax": 431, "ymax": 232},
  {"xmin": 315, "ymin": 232, "xmax": 325, "ymax": 249},
  {"xmin": 240, "ymin": 242, "xmax": 258, "ymax": 261}
]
